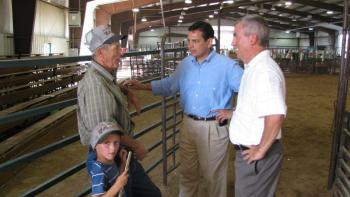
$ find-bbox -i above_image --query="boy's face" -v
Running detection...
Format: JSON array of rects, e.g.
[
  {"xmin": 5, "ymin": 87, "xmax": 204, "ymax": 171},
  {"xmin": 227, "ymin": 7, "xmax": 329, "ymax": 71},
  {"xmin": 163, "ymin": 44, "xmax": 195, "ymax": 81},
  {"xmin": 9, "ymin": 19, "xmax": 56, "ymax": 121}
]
[{"xmin": 95, "ymin": 133, "xmax": 121, "ymax": 164}]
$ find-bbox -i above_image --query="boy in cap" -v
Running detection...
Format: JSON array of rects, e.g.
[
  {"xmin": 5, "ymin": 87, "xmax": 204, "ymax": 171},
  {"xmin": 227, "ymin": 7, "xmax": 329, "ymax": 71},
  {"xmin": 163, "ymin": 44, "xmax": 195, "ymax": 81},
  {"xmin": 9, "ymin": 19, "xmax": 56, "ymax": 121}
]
[{"xmin": 87, "ymin": 121, "xmax": 129, "ymax": 197}]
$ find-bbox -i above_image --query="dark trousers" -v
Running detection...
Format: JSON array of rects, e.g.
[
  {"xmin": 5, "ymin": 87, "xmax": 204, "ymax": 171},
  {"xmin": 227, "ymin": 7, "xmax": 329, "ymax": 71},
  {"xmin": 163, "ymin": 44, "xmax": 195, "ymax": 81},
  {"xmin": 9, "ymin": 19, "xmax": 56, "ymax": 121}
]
[
  {"xmin": 87, "ymin": 150, "xmax": 161, "ymax": 197},
  {"xmin": 235, "ymin": 141, "xmax": 283, "ymax": 197}
]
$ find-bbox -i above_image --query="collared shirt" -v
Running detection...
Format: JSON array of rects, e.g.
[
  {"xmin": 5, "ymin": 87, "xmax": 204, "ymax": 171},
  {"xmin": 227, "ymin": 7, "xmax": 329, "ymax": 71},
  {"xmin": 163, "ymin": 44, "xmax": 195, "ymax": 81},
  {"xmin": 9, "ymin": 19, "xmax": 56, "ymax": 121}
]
[
  {"xmin": 229, "ymin": 50, "xmax": 287, "ymax": 145},
  {"xmin": 151, "ymin": 50, "xmax": 243, "ymax": 117},
  {"xmin": 77, "ymin": 61, "xmax": 133, "ymax": 146}
]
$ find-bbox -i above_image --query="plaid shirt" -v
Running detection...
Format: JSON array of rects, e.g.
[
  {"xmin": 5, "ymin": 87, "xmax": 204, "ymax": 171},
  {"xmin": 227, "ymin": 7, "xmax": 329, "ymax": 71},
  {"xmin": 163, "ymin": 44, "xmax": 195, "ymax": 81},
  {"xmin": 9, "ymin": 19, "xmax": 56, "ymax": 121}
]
[{"xmin": 77, "ymin": 61, "xmax": 133, "ymax": 146}]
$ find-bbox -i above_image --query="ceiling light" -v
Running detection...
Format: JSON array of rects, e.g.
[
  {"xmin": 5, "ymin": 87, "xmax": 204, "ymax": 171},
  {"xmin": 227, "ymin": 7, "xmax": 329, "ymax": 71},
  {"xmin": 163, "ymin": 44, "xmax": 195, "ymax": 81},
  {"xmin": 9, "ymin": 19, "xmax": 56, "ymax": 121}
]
[
  {"xmin": 277, "ymin": 3, "xmax": 282, "ymax": 7},
  {"xmin": 183, "ymin": 7, "xmax": 189, "ymax": 10},
  {"xmin": 209, "ymin": 2, "xmax": 220, "ymax": 6},
  {"xmin": 271, "ymin": 6, "xmax": 276, "ymax": 11},
  {"xmin": 209, "ymin": 15, "xmax": 214, "ymax": 18},
  {"xmin": 185, "ymin": 0, "xmax": 192, "ymax": 4},
  {"xmin": 181, "ymin": 11, "xmax": 186, "ymax": 15},
  {"xmin": 285, "ymin": 1, "xmax": 292, "ymax": 6},
  {"xmin": 327, "ymin": 10, "xmax": 334, "ymax": 14},
  {"xmin": 214, "ymin": 11, "xmax": 219, "ymax": 15},
  {"xmin": 285, "ymin": 30, "xmax": 290, "ymax": 34},
  {"xmin": 178, "ymin": 19, "xmax": 183, "ymax": 23},
  {"xmin": 308, "ymin": 27, "xmax": 314, "ymax": 31},
  {"xmin": 150, "ymin": 29, "xmax": 154, "ymax": 32},
  {"xmin": 132, "ymin": 8, "xmax": 139, "ymax": 13},
  {"xmin": 179, "ymin": 15, "xmax": 184, "ymax": 19},
  {"xmin": 226, "ymin": 0, "xmax": 234, "ymax": 4},
  {"xmin": 292, "ymin": 17, "xmax": 296, "ymax": 21},
  {"xmin": 141, "ymin": 17, "xmax": 147, "ymax": 22}
]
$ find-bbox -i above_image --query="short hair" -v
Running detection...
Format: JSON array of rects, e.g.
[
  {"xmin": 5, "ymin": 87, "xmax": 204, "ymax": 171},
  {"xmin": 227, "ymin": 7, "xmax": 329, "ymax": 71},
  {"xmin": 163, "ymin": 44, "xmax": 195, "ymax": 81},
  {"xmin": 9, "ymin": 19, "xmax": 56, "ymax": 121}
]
[
  {"xmin": 236, "ymin": 15, "xmax": 269, "ymax": 46},
  {"xmin": 188, "ymin": 21, "xmax": 214, "ymax": 41}
]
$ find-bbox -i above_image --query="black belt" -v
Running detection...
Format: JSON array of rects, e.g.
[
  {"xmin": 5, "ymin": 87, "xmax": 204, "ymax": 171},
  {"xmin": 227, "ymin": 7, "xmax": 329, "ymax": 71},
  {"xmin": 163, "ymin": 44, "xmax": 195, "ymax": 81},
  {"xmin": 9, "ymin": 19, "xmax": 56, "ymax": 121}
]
[
  {"xmin": 234, "ymin": 140, "xmax": 280, "ymax": 151},
  {"xmin": 187, "ymin": 114, "xmax": 216, "ymax": 121}
]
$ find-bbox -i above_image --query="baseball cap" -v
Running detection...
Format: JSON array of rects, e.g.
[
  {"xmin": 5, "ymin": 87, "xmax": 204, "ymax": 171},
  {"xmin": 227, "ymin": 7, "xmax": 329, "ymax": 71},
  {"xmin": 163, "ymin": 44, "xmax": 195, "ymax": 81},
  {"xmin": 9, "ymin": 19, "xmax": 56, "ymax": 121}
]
[
  {"xmin": 85, "ymin": 25, "xmax": 127, "ymax": 52},
  {"xmin": 90, "ymin": 121, "xmax": 124, "ymax": 149}
]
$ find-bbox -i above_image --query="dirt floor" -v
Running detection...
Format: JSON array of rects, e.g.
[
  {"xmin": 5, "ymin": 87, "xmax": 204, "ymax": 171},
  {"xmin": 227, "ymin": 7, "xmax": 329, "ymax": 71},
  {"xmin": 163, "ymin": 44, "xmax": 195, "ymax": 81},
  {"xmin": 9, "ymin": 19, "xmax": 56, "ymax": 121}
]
[{"xmin": 0, "ymin": 73, "xmax": 344, "ymax": 196}]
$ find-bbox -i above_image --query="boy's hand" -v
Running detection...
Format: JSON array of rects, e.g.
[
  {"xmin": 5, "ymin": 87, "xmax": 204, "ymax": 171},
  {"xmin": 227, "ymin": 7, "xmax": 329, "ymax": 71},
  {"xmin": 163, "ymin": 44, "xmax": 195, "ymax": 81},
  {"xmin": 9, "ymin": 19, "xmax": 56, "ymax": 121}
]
[
  {"xmin": 116, "ymin": 170, "xmax": 128, "ymax": 188},
  {"xmin": 119, "ymin": 148, "xmax": 128, "ymax": 169}
]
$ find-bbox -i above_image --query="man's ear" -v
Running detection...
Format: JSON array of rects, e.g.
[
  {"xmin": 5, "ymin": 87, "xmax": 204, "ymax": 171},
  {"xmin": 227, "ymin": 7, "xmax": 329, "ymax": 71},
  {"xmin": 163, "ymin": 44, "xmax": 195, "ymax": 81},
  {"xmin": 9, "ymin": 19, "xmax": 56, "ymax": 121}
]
[
  {"xmin": 249, "ymin": 34, "xmax": 258, "ymax": 45},
  {"xmin": 207, "ymin": 37, "xmax": 213, "ymax": 48}
]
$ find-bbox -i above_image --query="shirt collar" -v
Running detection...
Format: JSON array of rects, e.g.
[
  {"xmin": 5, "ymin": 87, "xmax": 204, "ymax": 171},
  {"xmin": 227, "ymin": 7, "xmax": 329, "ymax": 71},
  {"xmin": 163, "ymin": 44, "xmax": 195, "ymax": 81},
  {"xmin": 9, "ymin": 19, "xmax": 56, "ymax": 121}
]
[
  {"xmin": 246, "ymin": 50, "xmax": 270, "ymax": 69},
  {"xmin": 191, "ymin": 49, "xmax": 216, "ymax": 64},
  {"xmin": 91, "ymin": 61, "xmax": 114, "ymax": 82}
]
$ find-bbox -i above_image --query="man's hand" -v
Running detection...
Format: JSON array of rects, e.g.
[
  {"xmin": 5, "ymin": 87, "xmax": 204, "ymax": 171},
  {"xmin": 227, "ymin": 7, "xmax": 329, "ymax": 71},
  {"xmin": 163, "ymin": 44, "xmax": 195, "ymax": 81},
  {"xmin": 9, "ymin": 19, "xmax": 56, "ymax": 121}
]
[
  {"xmin": 132, "ymin": 140, "xmax": 148, "ymax": 161},
  {"xmin": 242, "ymin": 145, "xmax": 266, "ymax": 164},
  {"xmin": 121, "ymin": 80, "xmax": 152, "ymax": 91},
  {"xmin": 214, "ymin": 109, "xmax": 233, "ymax": 123},
  {"xmin": 121, "ymin": 136, "xmax": 148, "ymax": 161},
  {"xmin": 126, "ymin": 89, "xmax": 141, "ymax": 114}
]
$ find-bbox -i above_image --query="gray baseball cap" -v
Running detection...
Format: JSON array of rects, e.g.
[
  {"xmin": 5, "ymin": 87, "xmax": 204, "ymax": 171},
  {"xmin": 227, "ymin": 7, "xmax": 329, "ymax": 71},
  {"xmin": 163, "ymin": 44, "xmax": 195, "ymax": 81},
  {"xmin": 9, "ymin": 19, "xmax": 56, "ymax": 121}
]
[
  {"xmin": 85, "ymin": 25, "xmax": 127, "ymax": 52},
  {"xmin": 90, "ymin": 121, "xmax": 124, "ymax": 149}
]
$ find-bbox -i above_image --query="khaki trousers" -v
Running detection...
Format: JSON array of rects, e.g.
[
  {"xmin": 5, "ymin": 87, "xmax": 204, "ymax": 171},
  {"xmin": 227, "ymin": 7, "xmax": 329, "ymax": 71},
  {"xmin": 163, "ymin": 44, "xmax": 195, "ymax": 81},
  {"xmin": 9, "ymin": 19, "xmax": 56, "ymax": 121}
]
[{"xmin": 179, "ymin": 116, "xmax": 229, "ymax": 197}]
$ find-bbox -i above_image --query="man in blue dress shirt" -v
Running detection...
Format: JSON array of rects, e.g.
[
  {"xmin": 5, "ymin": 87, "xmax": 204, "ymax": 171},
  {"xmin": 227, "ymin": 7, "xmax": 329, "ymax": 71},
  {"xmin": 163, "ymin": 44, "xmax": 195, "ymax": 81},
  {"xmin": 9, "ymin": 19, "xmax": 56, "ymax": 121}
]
[{"xmin": 124, "ymin": 21, "xmax": 243, "ymax": 197}]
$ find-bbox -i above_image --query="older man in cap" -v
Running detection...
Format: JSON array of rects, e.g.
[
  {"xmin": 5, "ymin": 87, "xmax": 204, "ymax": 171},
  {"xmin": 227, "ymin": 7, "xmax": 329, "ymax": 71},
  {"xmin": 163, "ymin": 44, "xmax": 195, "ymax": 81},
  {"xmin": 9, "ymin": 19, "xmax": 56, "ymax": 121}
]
[{"xmin": 77, "ymin": 25, "xmax": 161, "ymax": 197}]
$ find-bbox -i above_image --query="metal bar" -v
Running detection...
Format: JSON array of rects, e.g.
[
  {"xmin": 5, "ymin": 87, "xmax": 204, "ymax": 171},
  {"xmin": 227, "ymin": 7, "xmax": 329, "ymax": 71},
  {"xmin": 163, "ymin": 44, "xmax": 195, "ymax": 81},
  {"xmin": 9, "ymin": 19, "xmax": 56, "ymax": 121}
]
[
  {"xmin": 328, "ymin": 0, "xmax": 350, "ymax": 188},
  {"xmin": 172, "ymin": 94, "xmax": 177, "ymax": 168},
  {"xmin": 0, "ymin": 134, "xmax": 79, "ymax": 172},
  {"xmin": 145, "ymin": 145, "xmax": 180, "ymax": 174},
  {"xmin": 344, "ymin": 128, "xmax": 350, "ymax": 139},
  {"xmin": 148, "ymin": 129, "xmax": 180, "ymax": 152},
  {"xmin": 0, "ymin": 98, "xmax": 77, "ymax": 124},
  {"xmin": 75, "ymin": 187, "xmax": 91, "ymax": 197},
  {"xmin": 129, "ymin": 96, "xmax": 176, "ymax": 117},
  {"xmin": 337, "ymin": 162, "xmax": 350, "ymax": 191},
  {"xmin": 20, "ymin": 162, "xmax": 85, "ymax": 197},
  {"xmin": 133, "ymin": 110, "xmax": 182, "ymax": 139},
  {"xmin": 160, "ymin": 34, "xmax": 168, "ymax": 186},
  {"xmin": 0, "ymin": 48, "xmax": 187, "ymax": 69},
  {"xmin": 167, "ymin": 163, "xmax": 180, "ymax": 175},
  {"xmin": 341, "ymin": 146, "xmax": 350, "ymax": 160},
  {"xmin": 336, "ymin": 178, "xmax": 350, "ymax": 197},
  {"xmin": 340, "ymin": 159, "xmax": 350, "ymax": 177}
]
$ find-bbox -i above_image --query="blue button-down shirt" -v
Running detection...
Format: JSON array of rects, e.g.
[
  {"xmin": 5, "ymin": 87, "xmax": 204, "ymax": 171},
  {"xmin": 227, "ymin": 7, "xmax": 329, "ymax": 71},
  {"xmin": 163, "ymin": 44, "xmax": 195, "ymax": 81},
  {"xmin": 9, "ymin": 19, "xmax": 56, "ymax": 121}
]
[{"xmin": 151, "ymin": 50, "xmax": 243, "ymax": 117}]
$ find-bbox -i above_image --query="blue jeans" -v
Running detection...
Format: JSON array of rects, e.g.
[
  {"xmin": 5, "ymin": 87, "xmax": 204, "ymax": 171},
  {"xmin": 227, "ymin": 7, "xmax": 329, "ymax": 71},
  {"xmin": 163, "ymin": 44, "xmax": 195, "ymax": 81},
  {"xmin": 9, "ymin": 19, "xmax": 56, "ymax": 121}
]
[{"xmin": 87, "ymin": 149, "xmax": 161, "ymax": 197}]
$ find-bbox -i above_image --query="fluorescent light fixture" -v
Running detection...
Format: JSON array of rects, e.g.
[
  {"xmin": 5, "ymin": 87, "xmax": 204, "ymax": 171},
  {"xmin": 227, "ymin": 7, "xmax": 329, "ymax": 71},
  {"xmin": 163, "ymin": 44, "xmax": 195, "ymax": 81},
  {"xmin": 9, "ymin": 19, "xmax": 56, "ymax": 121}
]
[
  {"xmin": 132, "ymin": 8, "xmax": 139, "ymax": 13},
  {"xmin": 178, "ymin": 19, "xmax": 183, "ymax": 23},
  {"xmin": 185, "ymin": 0, "xmax": 192, "ymax": 4},
  {"xmin": 150, "ymin": 29, "xmax": 154, "ymax": 32},
  {"xmin": 209, "ymin": 14, "xmax": 214, "ymax": 18},
  {"xmin": 308, "ymin": 27, "xmax": 314, "ymax": 31},
  {"xmin": 179, "ymin": 15, "xmax": 184, "ymax": 19},
  {"xmin": 285, "ymin": 30, "xmax": 290, "ymax": 34},
  {"xmin": 225, "ymin": 0, "xmax": 234, "ymax": 4},
  {"xmin": 285, "ymin": 1, "xmax": 292, "ymax": 6},
  {"xmin": 209, "ymin": 2, "xmax": 220, "ymax": 6},
  {"xmin": 141, "ymin": 17, "xmax": 147, "ymax": 22},
  {"xmin": 214, "ymin": 11, "xmax": 219, "ymax": 15},
  {"xmin": 183, "ymin": 7, "xmax": 189, "ymax": 10},
  {"xmin": 327, "ymin": 10, "xmax": 333, "ymax": 14}
]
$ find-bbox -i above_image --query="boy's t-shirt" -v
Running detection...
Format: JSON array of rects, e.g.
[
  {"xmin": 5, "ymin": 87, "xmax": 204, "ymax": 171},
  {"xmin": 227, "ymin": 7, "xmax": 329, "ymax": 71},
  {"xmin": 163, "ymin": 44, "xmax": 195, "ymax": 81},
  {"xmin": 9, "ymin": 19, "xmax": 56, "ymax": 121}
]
[{"xmin": 87, "ymin": 157, "xmax": 126, "ymax": 197}]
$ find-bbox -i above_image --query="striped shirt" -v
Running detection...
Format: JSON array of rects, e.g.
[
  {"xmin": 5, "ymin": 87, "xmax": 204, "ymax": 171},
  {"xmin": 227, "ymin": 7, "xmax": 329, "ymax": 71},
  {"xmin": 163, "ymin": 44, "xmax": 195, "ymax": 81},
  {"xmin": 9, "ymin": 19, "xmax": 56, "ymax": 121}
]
[
  {"xmin": 77, "ymin": 61, "xmax": 133, "ymax": 146},
  {"xmin": 87, "ymin": 158, "xmax": 126, "ymax": 197}
]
